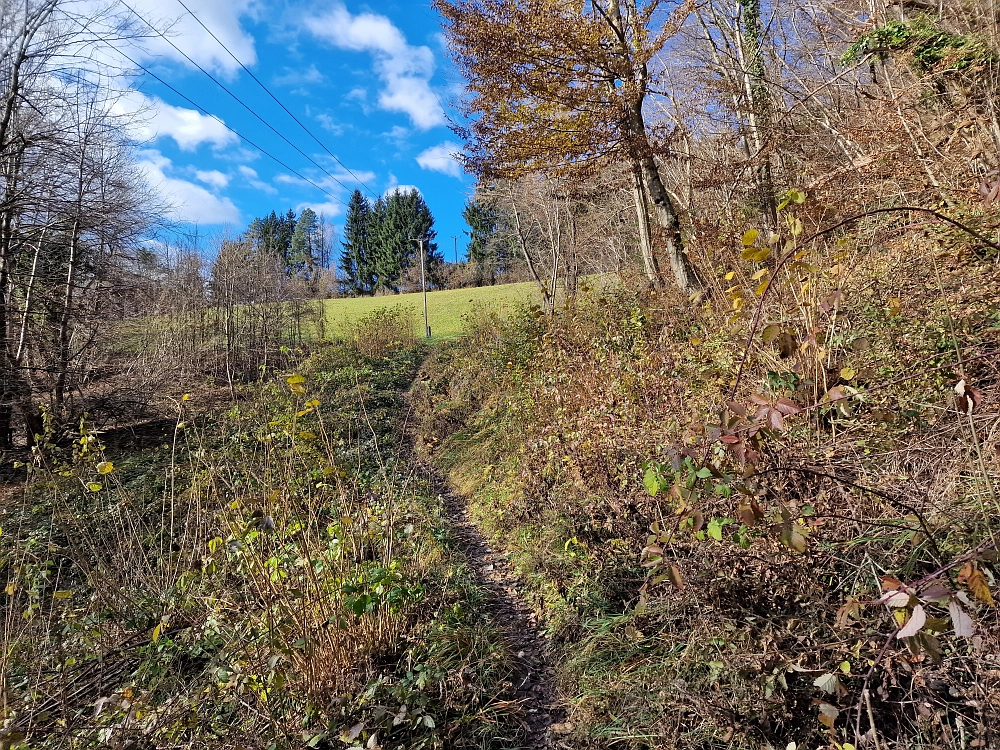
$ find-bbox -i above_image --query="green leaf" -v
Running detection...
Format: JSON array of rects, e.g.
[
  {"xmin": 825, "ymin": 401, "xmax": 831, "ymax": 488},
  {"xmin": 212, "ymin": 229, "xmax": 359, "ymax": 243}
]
[
  {"xmin": 707, "ymin": 518, "xmax": 732, "ymax": 541},
  {"xmin": 643, "ymin": 467, "xmax": 663, "ymax": 496},
  {"xmin": 695, "ymin": 467, "xmax": 713, "ymax": 479}
]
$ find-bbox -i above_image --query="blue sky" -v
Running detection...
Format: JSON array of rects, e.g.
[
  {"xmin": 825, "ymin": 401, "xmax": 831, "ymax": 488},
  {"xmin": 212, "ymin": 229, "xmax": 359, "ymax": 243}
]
[{"xmin": 109, "ymin": 0, "xmax": 471, "ymax": 260}]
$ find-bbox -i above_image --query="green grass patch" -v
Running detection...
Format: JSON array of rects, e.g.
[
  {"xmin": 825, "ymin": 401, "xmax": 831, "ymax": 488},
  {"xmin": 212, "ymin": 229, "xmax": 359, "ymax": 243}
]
[{"xmin": 322, "ymin": 281, "xmax": 539, "ymax": 341}]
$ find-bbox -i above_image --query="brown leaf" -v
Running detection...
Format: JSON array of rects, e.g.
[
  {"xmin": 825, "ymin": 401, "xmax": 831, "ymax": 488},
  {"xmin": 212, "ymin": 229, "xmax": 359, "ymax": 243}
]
[
  {"xmin": 881, "ymin": 576, "xmax": 902, "ymax": 591},
  {"xmin": 776, "ymin": 331, "xmax": 797, "ymax": 358},
  {"xmin": 835, "ymin": 598, "xmax": 860, "ymax": 628},
  {"xmin": 958, "ymin": 562, "xmax": 995, "ymax": 606},
  {"xmin": 774, "ymin": 397, "xmax": 802, "ymax": 416},
  {"xmin": 767, "ymin": 408, "xmax": 786, "ymax": 431},
  {"xmin": 818, "ymin": 702, "xmax": 839, "ymax": 728},
  {"xmin": 737, "ymin": 504, "xmax": 758, "ymax": 527},
  {"xmin": 819, "ymin": 290, "xmax": 843, "ymax": 313},
  {"xmin": 666, "ymin": 565, "xmax": 684, "ymax": 590}
]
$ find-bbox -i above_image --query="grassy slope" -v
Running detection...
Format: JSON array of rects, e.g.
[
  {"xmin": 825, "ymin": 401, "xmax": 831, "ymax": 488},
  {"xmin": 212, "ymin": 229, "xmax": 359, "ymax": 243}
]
[{"xmin": 321, "ymin": 282, "xmax": 539, "ymax": 342}]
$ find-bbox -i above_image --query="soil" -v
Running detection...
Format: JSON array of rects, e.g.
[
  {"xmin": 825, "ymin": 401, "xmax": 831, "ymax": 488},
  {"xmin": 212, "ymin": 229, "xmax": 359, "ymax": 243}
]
[{"xmin": 414, "ymin": 457, "xmax": 570, "ymax": 749}]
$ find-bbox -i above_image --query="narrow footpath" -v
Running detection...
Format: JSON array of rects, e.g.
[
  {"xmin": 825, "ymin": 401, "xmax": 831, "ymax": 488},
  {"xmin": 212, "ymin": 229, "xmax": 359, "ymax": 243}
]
[{"xmin": 412, "ymin": 451, "xmax": 570, "ymax": 748}]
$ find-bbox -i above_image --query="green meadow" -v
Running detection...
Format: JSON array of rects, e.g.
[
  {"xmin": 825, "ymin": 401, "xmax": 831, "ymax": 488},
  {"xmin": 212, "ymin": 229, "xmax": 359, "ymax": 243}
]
[{"xmin": 321, "ymin": 281, "xmax": 539, "ymax": 341}]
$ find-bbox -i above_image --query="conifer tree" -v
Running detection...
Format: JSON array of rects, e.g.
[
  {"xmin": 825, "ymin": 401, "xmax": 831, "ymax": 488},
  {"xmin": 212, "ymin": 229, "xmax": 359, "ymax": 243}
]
[
  {"xmin": 290, "ymin": 208, "xmax": 319, "ymax": 276},
  {"xmin": 339, "ymin": 190, "xmax": 374, "ymax": 295},
  {"xmin": 463, "ymin": 197, "xmax": 501, "ymax": 285}
]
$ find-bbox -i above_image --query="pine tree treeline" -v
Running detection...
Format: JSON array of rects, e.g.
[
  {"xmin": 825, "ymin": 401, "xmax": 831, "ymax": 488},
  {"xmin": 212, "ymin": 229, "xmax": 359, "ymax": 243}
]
[
  {"xmin": 244, "ymin": 208, "xmax": 330, "ymax": 278},
  {"xmin": 338, "ymin": 188, "xmax": 444, "ymax": 295}
]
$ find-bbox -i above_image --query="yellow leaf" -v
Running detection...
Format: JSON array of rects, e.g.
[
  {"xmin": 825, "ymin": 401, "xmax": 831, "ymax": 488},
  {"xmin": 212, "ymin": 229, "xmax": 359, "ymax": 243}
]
[
  {"xmin": 751, "ymin": 268, "xmax": 769, "ymax": 281},
  {"xmin": 840, "ymin": 367, "xmax": 856, "ymax": 380},
  {"xmin": 5, "ymin": 581, "xmax": 17, "ymax": 595},
  {"xmin": 690, "ymin": 337, "xmax": 703, "ymax": 346},
  {"xmin": 959, "ymin": 562, "xmax": 995, "ymax": 606},
  {"xmin": 755, "ymin": 279, "xmax": 770, "ymax": 296},
  {"xmin": 152, "ymin": 623, "xmax": 163, "ymax": 643},
  {"xmin": 724, "ymin": 271, "xmax": 735, "ymax": 281},
  {"xmin": 289, "ymin": 384, "xmax": 306, "ymax": 396},
  {"xmin": 87, "ymin": 482, "xmax": 103, "ymax": 492},
  {"xmin": 285, "ymin": 374, "xmax": 305, "ymax": 385},
  {"xmin": 742, "ymin": 229, "xmax": 760, "ymax": 246},
  {"xmin": 96, "ymin": 461, "xmax": 113, "ymax": 475},
  {"xmin": 182, "ymin": 393, "xmax": 190, "ymax": 401},
  {"xmin": 887, "ymin": 297, "xmax": 902, "ymax": 317},
  {"xmin": 52, "ymin": 590, "xmax": 74, "ymax": 599}
]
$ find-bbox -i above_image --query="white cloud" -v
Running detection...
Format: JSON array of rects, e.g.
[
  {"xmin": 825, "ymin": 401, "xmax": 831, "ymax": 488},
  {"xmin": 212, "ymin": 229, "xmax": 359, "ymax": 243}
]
[
  {"xmin": 196, "ymin": 169, "xmax": 229, "ymax": 189},
  {"xmin": 124, "ymin": 0, "xmax": 258, "ymax": 77},
  {"xmin": 238, "ymin": 165, "xmax": 277, "ymax": 194},
  {"xmin": 114, "ymin": 91, "xmax": 236, "ymax": 151},
  {"xmin": 305, "ymin": 6, "xmax": 446, "ymax": 129},
  {"xmin": 136, "ymin": 150, "xmax": 240, "ymax": 224},
  {"xmin": 315, "ymin": 113, "xmax": 344, "ymax": 135},
  {"xmin": 273, "ymin": 64, "xmax": 325, "ymax": 87},
  {"xmin": 298, "ymin": 201, "xmax": 344, "ymax": 219},
  {"xmin": 416, "ymin": 142, "xmax": 463, "ymax": 178},
  {"xmin": 345, "ymin": 87, "xmax": 367, "ymax": 102}
]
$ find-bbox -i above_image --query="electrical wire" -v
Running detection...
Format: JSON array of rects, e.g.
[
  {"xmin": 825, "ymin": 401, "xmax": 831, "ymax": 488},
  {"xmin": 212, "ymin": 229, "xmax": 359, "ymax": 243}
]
[
  {"xmin": 118, "ymin": 0, "xmax": 355, "ymax": 199},
  {"xmin": 99, "ymin": 39, "xmax": 346, "ymax": 208},
  {"xmin": 172, "ymin": 0, "xmax": 380, "ymax": 200}
]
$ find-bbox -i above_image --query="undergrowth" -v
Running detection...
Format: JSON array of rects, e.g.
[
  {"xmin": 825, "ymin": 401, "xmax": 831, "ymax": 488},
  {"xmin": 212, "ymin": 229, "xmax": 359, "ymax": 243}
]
[
  {"xmin": 0, "ymin": 306, "xmax": 526, "ymax": 749},
  {"xmin": 411, "ymin": 202, "xmax": 1000, "ymax": 749}
]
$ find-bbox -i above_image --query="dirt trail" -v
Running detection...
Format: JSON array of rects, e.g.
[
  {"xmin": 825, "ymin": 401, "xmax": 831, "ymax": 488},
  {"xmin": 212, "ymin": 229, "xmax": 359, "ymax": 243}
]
[{"xmin": 415, "ymin": 458, "xmax": 569, "ymax": 748}]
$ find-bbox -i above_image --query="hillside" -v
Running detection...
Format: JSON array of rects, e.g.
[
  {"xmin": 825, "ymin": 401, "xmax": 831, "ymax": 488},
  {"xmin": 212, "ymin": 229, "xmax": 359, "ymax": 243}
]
[{"xmin": 3, "ymin": 1, "xmax": 1000, "ymax": 750}]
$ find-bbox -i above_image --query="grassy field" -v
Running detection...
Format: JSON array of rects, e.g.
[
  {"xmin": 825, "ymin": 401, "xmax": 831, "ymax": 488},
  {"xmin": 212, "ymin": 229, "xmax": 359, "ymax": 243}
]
[{"xmin": 321, "ymin": 281, "xmax": 539, "ymax": 341}]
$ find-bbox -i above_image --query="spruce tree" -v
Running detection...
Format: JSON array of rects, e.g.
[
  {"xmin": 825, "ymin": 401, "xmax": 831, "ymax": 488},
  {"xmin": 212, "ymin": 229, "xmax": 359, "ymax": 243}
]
[
  {"xmin": 370, "ymin": 189, "xmax": 440, "ymax": 292},
  {"xmin": 338, "ymin": 190, "xmax": 374, "ymax": 295},
  {"xmin": 463, "ymin": 197, "xmax": 500, "ymax": 285},
  {"xmin": 290, "ymin": 208, "xmax": 319, "ymax": 277}
]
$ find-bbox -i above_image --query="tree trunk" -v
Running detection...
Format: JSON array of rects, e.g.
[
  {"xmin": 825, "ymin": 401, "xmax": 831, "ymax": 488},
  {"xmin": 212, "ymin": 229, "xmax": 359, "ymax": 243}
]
[
  {"xmin": 54, "ymin": 218, "xmax": 80, "ymax": 406},
  {"xmin": 632, "ymin": 138, "xmax": 703, "ymax": 294},
  {"xmin": 631, "ymin": 167, "xmax": 661, "ymax": 288}
]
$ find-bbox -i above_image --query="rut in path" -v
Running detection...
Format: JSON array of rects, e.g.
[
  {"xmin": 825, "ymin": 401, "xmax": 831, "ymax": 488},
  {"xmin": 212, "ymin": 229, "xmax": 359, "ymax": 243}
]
[{"xmin": 419, "ymin": 462, "xmax": 570, "ymax": 748}]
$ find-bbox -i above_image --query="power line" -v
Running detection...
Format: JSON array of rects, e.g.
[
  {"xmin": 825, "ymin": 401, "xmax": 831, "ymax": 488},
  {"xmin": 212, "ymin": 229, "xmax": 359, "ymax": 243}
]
[
  {"xmin": 94, "ymin": 37, "xmax": 347, "ymax": 208},
  {"xmin": 172, "ymin": 0, "xmax": 380, "ymax": 201},
  {"xmin": 118, "ymin": 0, "xmax": 355, "ymax": 200}
]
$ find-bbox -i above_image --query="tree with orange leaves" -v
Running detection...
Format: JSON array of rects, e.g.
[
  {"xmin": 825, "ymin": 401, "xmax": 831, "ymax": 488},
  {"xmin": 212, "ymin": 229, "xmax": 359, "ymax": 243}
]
[{"xmin": 435, "ymin": 0, "xmax": 702, "ymax": 293}]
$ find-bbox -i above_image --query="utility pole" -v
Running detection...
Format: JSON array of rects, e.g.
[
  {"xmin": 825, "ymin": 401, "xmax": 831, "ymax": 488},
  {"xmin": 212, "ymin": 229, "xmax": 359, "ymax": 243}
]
[
  {"xmin": 451, "ymin": 235, "xmax": 459, "ymax": 264},
  {"xmin": 411, "ymin": 237, "xmax": 431, "ymax": 338}
]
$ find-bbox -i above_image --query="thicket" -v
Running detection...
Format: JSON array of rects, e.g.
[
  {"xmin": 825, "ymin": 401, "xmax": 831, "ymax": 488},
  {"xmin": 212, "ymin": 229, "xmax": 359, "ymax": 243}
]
[
  {"xmin": 1, "ymin": 307, "xmax": 539, "ymax": 749},
  {"xmin": 411, "ymin": 195, "xmax": 1000, "ymax": 747}
]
